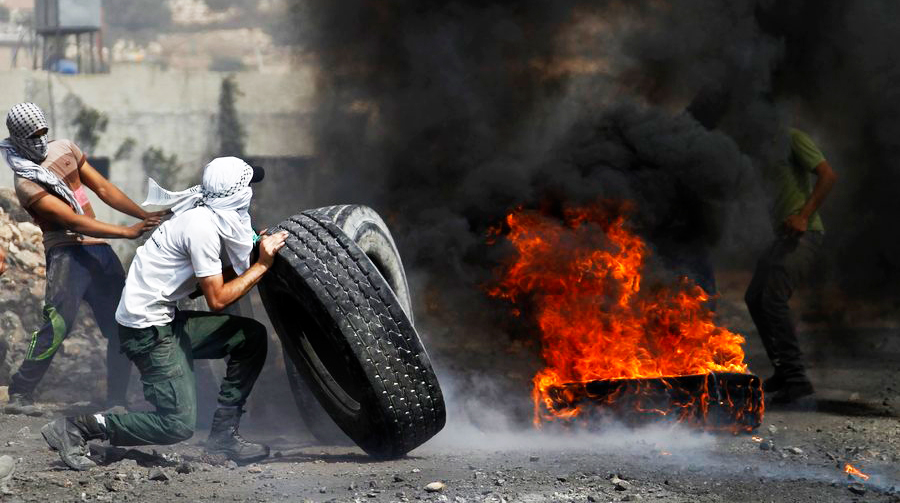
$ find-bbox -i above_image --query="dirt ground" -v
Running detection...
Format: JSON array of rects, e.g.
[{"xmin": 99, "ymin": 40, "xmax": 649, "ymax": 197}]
[{"xmin": 1, "ymin": 275, "xmax": 899, "ymax": 503}]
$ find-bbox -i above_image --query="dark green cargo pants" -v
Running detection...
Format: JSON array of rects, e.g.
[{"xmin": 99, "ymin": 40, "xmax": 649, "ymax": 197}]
[{"xmin": 105, "ymin": 310, "xmax": 267, "ymax": 446}]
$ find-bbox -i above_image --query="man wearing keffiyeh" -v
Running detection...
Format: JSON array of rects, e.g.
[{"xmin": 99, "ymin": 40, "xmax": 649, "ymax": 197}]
[
  {"xmin": 40, "ymin": 156, "xmax": 288, "ymax": 471},
  {"xmin": 0, "ymin": 102, "xmax": 166, "ymax": 416}
]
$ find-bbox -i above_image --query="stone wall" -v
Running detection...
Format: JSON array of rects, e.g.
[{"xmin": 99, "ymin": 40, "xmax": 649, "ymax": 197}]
[{"xmin": 0, "ymin": 64, "xmax": 316, "ymax": 242}]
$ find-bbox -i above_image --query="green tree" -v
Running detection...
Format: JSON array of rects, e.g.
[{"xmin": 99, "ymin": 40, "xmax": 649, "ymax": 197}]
[
  {"xmin": 71, "ymin": 106, "xmax": 109, "ymax": 153},
  {"xmin": 217, "ymin": 75, "xmax": 246, "ymax": 157},
  {"xmin": 141, "ymin": 147, "xmax": 180, "ymax": 187},
  {"xmin": 114, "ymin": 137, "xmax": 137, "ymax": 161}
]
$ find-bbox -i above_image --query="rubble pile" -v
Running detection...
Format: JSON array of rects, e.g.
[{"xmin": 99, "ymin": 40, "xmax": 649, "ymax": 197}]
[{"xmin": 0, "ymin": 188, "xmax": 109, "ymax": 403}]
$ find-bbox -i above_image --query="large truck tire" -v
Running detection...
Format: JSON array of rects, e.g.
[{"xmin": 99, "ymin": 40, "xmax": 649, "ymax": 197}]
[
  {"xmin": 259, "ymin": 212, "xmax": 445, "ymax": 459},
  {"xmin": 281, "ymin": 350, "xmax": 352, "ymax": 445},
  {"xmin": 283, "ymin": 205, "xmax": 416, "ymax": 445},
  {"xmin": 305, "ymin": 205, "xmax": 414, "ymax": 324}
]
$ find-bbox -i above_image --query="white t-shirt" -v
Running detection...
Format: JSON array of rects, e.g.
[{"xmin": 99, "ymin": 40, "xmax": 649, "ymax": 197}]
[{"xmin": 116, "ymin": 207, "xmax": 226, "ymax": 328}]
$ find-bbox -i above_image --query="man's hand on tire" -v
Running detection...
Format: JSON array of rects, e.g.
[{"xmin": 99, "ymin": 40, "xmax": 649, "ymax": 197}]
[{"xmin": 258, "ymin": 231, "xmax": 288, "ymax": 268}]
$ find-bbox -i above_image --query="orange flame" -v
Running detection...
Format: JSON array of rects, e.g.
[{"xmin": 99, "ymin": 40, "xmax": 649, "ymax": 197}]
[
  {"xmin": 844, "ymin": 464, "xmax": 870, "ymax": 481},
  {"xmin": 488, "ymin": 204, "xmax": 754, "ymax": 426}
]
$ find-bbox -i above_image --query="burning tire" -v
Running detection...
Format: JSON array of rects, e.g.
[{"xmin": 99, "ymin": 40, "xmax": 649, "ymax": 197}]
[
  {"xmin": 259, "ymin": 211, "xmax": 445, "ymax": 459},
  {"xmin": 544, "ymin": 373, "xmax": 763, "ymax": 431}
]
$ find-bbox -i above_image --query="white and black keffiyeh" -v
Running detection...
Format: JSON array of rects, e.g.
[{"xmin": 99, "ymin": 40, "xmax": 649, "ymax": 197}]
[
  {"xmin": 5, "ymin": 102, "xmax": 49, "ymax": 162},
  {"xmin": 143, "ymin": 156, "xmax": 255, "ymax": 274},
  {"xmin": 1, "ymin": 103, "xmax": 84, "ymax": 214}
]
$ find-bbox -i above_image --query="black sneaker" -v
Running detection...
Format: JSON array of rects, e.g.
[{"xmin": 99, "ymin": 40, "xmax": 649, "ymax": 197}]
[
  {"xmin": 769, "ymin": 381, "xmax": 815, "ymax": 405},
  {"xmin": 3, "ymin": 393, "xmax": 41, "ymax": 416}
]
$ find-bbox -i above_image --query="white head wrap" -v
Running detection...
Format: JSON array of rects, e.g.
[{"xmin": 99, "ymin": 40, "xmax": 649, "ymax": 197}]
[{"xmin": 143, "ymin": 156, "xmax": 255, "ymax": 274}]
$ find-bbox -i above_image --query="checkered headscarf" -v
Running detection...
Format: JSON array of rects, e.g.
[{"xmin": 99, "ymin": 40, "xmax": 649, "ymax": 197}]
[
  {"xmin": 143, "ymin": 157, "xmax": 255, "ymax": 274},
  {"xmin": 200, "ymin": 162, "xmax": 253, "ymax": 199},
  {"xmin": 1, "ymin": 103, "xmax": 85, "ymax": 214},
  {"xmin": 6, "ymin": 102, "xmax": 49, "ymax": 163}
]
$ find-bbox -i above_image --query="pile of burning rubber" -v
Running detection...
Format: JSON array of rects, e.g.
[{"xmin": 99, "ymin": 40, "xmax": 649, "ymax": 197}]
[{"xmin": 489, "ymin": 203, "xmax": 763, "ymax": 432}]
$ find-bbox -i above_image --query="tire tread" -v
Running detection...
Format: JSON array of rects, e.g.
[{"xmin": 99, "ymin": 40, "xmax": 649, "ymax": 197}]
[{"xmin": 261, "ymin": 212, "xmax": 444, "ymax": 458}]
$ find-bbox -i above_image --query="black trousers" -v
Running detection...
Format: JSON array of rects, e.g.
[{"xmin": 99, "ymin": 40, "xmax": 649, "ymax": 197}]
[{"xmin": 744, "ymin": 232, "xmax": 823, "ymax": 383}]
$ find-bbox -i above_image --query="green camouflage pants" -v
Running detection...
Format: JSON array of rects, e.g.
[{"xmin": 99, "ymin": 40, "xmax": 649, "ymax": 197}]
[{"xmin": 105, "ymin": 311, "xmax": 268, "ymax": 446}]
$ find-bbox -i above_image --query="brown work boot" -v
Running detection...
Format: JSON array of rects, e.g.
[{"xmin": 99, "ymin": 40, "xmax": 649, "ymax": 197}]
[
  {"xmin": 205, "ymin": 407, "xmax": 269, "ymax": 464},
  {"xmin": 41, "ymin": 415, "xmax": 107, "ymax": 471}
]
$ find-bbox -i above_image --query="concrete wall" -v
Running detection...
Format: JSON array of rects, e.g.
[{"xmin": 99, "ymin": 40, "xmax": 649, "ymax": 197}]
[{"xmin": 0, "ymin": 64, "xmax": 316, "ymax": 235}]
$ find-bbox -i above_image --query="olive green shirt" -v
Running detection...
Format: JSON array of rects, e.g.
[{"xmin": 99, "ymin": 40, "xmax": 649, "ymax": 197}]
[{"xmin": 766, "ymin": 128, "xmax": 826, "ymax": 233}]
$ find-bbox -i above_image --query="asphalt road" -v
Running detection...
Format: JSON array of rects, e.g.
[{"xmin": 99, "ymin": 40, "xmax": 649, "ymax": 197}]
[
  {"xmin": 0, "ymin": 342, "xmax": 898, "ymax": 503},
  {"xmin": 1, "ymin": 283, "xmax": 898, "ymax": 502}
]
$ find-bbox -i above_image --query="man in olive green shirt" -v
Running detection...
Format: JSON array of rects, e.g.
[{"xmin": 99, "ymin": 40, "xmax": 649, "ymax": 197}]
[{"xmin": 745, "ymin": 128, "xmax": 837, "ymax": 404}]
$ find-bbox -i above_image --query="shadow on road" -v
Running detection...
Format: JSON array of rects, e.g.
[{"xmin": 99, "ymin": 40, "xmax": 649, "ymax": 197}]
[
  {"xmin": 262, "ymin": 449, "xmax": 423, "ymax": 465},
  {"xmin": 813, "ymin": 399, "xmax": 898, "ymax": 418}
]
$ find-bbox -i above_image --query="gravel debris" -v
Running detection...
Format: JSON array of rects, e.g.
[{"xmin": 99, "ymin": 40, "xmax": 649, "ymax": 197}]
[
  {"xmin": 425, "ymin": 481, "xmax": 446, "ymax": 493},
  {"xmin": 147, "ymin": 468, "xmax": 170, "ymax": 482},
  {"xmin": 611, "ymin": 476, "xmax": 631, "ymax": 491}
]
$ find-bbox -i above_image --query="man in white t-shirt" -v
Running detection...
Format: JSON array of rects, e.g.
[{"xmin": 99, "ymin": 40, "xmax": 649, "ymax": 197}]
[{"xmin": 40, "ymin": 157, "xmax": 289, "ymax": 471}]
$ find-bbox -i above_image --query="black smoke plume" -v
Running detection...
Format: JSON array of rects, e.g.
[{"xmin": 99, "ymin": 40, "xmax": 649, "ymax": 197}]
[
  {"xmin": 288, "ymin": 1, "xmax": 774, "ymax": 314},
  {"xmin": 756, "ymin": 1, "xmax": 900, "ymax": 300},
  {"xmin": 279, "ymin": 1, "xmax": 900, "ymax": 410}
]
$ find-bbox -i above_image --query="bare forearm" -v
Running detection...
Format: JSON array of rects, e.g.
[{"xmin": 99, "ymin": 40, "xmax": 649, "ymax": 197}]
[
  {"xmin": 799, "ymin": 171, "xmax": 837, "ymax": 220},
  {"xmin": 96, "ymin": 184, "xmax": 147, "ymax": 219},
  {"xmin": 201, "ymin": 231, "xmax": 288, "ymax": 311},
  {"xmin": 207, "ymin": 263, "xmax": 268, "ymax": 311},
  {"xmin": 63, "ymin": 214, "xmax": 133, "ymax": 238}
]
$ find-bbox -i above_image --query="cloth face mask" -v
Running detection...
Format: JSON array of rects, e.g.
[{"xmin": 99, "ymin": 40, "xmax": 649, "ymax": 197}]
[{"xmin": 6, "ymin": 102, "xmax": 49, "ymax": 163}]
